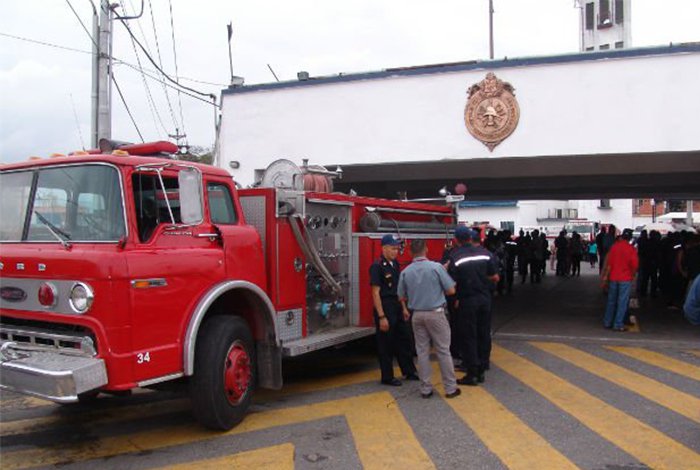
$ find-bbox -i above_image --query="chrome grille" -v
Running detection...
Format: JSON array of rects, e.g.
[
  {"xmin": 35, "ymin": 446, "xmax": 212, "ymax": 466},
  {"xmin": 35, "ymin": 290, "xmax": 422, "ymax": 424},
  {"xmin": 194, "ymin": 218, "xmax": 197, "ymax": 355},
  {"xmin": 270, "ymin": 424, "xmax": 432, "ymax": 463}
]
[{"xmin": 0, "ymin": 324, "xmax": 97, "ymax": 357}]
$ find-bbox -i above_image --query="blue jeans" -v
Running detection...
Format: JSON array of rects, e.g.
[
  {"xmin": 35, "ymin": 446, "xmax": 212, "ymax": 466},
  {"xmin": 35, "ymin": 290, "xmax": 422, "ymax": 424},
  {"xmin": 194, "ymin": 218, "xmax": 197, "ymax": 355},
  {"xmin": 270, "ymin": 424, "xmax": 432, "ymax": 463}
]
[{"xmin": 604, "ymin": 281, "xmax": 632, "ymax": 329}]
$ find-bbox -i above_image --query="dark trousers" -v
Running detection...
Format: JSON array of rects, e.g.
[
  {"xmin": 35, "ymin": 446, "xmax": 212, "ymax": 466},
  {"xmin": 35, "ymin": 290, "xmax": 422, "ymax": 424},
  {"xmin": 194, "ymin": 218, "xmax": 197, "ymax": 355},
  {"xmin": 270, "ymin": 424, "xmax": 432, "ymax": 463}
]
[
  {"xmin": 374, "ymin": 299, "xmax": 416, "ymax": 382},
  {"xmin": 638, "ymin": 263, "xmax": 658, "ymax": 297},
  {"xmin": 571, "ymin": 254, "xmax": 582, "ymax": 276},
  {"xmin": 505, "ymin": 266, "xmax": 515, "ymax": 292},
  {"xmin": 456, "ymin": 298, "xmax": 492, "ymax": 374}
]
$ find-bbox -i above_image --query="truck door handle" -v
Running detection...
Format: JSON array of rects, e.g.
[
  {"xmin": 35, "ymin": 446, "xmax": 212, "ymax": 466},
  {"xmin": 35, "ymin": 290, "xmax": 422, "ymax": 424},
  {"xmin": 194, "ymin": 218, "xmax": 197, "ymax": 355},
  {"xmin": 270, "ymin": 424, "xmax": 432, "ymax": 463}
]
[{"xmin": 195, "ymin": 233, "xmax": 220, "ymax": 239}]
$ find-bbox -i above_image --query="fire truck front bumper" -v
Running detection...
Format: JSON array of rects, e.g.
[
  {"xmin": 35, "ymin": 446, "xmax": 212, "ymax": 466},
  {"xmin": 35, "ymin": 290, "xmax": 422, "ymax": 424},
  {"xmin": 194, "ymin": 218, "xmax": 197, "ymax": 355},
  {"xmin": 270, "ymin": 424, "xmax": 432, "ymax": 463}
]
[{"xmin": 0, "ymin": 341, "xmax": 108, "ymax": 403}]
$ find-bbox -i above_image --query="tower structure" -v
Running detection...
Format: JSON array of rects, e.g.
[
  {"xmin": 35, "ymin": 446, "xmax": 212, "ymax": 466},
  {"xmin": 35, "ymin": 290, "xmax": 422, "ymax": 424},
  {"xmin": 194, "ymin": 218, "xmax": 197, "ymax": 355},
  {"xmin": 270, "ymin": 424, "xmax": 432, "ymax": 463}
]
[{"xmin": 578, "ymin": 0, "xmax": 631, "ymax": 52}]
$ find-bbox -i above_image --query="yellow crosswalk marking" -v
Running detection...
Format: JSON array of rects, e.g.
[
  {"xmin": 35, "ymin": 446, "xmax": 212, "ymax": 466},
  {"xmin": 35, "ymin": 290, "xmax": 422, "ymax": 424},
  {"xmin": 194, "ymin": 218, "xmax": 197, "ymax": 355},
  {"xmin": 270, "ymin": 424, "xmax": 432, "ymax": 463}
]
[
  {"xmin": 492, "ymin": 344, "xmax": 700, "ymax": 470},
  {"xmin": 433, "ymin": 365, "xmax": 578, "ymax": 470},
  {"xmin": 0, "ymin": 365, "xmax": 386, "ymax": 438},
  {"xmin": 0, "ymin": 398, "xmax": 191, "ymax": 437},
  {"xmin": 0, "ymin": 394, "xmax": 55, "ymax": 411},
  {"xmin": 1, "ymin": 392, "xmax": 434, "ymax": 470},
  {"xmin": 161, "ymin": 443, "xmax": 294, "ymax": 469},
  {"xmin": 606, "ymin": 346, "xmax": 700, "ymax": 381},
  {"xmin": 532, "ymin": 342, "xmax": 700, "ymax": 424}
]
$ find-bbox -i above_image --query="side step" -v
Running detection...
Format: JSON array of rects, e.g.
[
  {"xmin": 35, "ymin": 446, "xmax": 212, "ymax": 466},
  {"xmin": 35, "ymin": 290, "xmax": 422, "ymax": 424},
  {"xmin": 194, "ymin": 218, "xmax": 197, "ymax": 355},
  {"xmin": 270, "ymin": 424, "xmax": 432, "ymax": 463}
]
[{"xmin": 281, "ymin": 326, "xmax": 374, "ymax": 357}]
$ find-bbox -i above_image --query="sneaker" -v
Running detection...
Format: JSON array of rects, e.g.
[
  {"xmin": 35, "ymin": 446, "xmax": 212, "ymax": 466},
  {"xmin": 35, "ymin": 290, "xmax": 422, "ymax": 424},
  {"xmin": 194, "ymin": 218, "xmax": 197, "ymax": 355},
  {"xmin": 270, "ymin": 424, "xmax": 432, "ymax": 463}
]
[
  {"xmin": 404, "ymin": 374, "xmax": 419, "ymax": 381},
  {"xmin": 612, "ymin": 326, "xmax": 627, "ymax": 332},
  {"xmin": 445, "ymin": 388, "xmax": 461, "ymax": 399},
  {"xmin": 421, "ymin": 391, "xmax": 433, "ymax": 399}
]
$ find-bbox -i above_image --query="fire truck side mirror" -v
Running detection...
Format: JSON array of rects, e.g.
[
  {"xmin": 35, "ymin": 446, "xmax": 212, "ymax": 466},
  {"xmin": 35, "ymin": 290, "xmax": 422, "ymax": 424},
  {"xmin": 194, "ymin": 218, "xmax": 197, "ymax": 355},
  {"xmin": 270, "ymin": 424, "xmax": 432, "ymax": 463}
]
[{"xmin": 178, "ymin": 167, "xmax": 204, "ymax": 225}]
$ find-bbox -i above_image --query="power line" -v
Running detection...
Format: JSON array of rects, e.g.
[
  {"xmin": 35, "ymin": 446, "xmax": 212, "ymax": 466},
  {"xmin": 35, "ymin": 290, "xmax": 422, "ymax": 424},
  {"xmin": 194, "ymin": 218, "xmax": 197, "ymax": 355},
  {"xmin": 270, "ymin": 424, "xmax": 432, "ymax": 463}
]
[
  {"xmin": 115, "ymin": 59, "xmax": 220, "ymax": 107},
  {"xmin": 116, "ymin": 12, "xmax": 212, "ymax": 99},
  {"xmin": 0, "ymin": 31, "xmax": 93, "ymax": 55},
  {"xmin": 0, "ymin": 32, "xmax": 228, "ymax": 86},
  {"xmin": 120, "ymin": 0, "xmax": 169, "ymax": 136},
  {"xmin": 112, "ymin": 72, "xmax": 145, "ymax": 142},
  {"xmin": 146, "ymin": 0, "xmax": 179, "ymax": 133},
  {"xmin": 167, "ymin": 0, "xmax": 187, "ymax": 142},
  {"xmin": 64, "ymin": 0, "xmax": 99, "ymax": 49}
]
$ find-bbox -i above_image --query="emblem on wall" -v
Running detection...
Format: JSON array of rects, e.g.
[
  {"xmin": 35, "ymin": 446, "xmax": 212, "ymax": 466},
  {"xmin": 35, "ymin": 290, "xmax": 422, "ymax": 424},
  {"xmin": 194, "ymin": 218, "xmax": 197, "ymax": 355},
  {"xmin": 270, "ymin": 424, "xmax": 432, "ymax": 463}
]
[{"xmin": 464, "ymin": 72, "xmax": 520, "ymax": 151}]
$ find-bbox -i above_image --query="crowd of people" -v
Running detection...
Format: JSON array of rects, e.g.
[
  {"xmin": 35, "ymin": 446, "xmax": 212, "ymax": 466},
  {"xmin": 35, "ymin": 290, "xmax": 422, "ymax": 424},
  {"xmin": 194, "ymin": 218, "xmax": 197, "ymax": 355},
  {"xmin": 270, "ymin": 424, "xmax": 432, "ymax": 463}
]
[{"xmin": 368, "ymin": 223, "xmax": 700, "ymax": 398}]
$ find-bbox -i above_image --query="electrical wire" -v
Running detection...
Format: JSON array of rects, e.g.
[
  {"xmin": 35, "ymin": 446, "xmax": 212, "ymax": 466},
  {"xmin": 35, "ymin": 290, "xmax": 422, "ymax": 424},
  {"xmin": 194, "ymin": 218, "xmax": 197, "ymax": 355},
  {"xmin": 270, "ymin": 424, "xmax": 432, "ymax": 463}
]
[
  {"xmin": 115, "ymin": 59, "xmax": 220, "ymax": 107},
  {"xmin": 112, "ymin": 72, "xmax": 145, "ymax": 142},
  {"xmin": 0, "ymin": 31, "xmax": 93, "ymax": 55},
  {"xmin": 64, "ymin": 0, "xmax": 99, "ymax": 48},
  {"xmin": 0, "ymin": 32, "xmax": 227, "ymax": 86},
  {"xmin": 167, "ymin": 0, "xmax": 187, "ymax": 142},
  {"xmin": 116, "ymin": 15, "xmax": 213, "ymax": 98},
  {"xmin": 120, "ymin": 0, "xmax": 168, "ymax": 136},
  {"xmin": 146, "ymin": 0, "xmax": 179, "ymax": 133}
]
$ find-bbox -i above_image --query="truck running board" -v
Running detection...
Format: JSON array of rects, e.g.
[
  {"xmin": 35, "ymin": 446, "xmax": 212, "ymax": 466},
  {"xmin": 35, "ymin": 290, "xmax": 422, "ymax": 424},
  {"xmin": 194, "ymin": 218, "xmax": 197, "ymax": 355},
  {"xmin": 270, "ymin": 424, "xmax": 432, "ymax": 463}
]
[{"xmin": 281, "ymin": 326, "xmax": 374, "ymax": 357}]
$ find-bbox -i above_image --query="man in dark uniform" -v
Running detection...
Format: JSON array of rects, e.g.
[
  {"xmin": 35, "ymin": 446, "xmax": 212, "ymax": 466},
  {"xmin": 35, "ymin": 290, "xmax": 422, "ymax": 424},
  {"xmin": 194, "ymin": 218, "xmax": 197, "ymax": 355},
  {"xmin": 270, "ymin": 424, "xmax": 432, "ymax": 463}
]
[
  {"xmin": 502, "ymin": 230, "xmax": 518, "ymax": 293},
  {"xmin": 370, "ymin": 234, "xmax": 418, "ymax": 386},
  {"xmin": 449, "ymin": 226, "xmax": 500, "ymax": 386}
]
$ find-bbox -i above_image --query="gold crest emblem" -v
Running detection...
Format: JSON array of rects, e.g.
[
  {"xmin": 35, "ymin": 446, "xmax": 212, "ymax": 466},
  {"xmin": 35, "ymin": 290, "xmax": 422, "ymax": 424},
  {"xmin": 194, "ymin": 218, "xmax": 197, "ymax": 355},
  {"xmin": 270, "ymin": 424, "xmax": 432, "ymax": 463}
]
[{"xmin": 464, "ymin": 72, "xmax": 520, "ymax": 151}]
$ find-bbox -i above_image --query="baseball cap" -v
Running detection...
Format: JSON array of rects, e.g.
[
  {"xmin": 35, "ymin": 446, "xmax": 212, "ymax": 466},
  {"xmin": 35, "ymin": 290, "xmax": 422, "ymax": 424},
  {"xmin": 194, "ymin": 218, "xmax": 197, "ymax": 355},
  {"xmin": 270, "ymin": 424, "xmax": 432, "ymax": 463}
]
[
  {"xmin": 455, "ymin": 226, "xmax": 475, "ymax": 241},
  {"xmin": 381, "ymin": 234, "xmax": 401, "ymax": 246}
]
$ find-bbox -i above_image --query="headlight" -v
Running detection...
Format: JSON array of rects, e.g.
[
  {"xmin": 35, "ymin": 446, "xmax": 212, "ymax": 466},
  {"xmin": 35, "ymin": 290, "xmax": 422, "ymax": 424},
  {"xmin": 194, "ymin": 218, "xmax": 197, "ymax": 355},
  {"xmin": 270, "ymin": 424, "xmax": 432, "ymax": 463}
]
[{"xmin": 69, "ymin": 282, "xmax": 94, "ymax": 313}]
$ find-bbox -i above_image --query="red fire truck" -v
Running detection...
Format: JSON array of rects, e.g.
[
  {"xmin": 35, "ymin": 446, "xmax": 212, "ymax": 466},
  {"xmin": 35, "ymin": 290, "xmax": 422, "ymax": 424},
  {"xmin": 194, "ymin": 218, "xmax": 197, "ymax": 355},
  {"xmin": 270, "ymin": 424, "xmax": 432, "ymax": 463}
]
[{"xmin": 0, "ymin": 143, "xmax": 457, "ymax": 430}]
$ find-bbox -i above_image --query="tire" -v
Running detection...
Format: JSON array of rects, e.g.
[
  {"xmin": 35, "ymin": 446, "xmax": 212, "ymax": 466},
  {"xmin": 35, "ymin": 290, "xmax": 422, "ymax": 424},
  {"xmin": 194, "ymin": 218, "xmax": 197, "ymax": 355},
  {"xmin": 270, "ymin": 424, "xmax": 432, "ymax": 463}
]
[{"xmin": 189, "ymin": 316, "xmax": 255, "ymax": 430}]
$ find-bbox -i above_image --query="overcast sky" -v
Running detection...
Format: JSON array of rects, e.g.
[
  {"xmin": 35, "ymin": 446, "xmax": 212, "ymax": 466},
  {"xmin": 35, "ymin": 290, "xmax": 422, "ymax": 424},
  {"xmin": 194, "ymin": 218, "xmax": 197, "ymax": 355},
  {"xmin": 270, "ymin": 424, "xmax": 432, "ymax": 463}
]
[{"xmin": 1, "ymin": 0, "xmax": 698, "ymax": 163}]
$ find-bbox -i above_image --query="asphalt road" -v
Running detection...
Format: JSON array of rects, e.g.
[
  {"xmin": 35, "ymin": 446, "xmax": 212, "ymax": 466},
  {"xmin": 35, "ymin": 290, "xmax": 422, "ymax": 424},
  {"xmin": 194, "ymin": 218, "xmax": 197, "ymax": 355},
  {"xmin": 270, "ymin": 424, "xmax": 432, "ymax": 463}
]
[{"xmin": 1, "ymin": 268, "xmax": 699, "ymax": 469}]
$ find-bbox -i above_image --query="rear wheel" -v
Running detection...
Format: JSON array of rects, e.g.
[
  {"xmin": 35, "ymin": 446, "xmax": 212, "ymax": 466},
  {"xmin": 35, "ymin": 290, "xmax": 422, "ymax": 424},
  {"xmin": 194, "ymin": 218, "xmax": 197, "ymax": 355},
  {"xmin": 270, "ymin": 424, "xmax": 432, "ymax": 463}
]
[{"xmin": 189, "ymin": 316, "xmax": 255, "ymax": 430}]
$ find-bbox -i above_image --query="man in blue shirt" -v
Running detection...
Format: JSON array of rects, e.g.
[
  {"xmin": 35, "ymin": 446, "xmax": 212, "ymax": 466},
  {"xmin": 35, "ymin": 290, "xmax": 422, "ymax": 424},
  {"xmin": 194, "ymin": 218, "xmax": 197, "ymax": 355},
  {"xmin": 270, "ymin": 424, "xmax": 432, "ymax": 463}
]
[
  {"xmin": 684, "ymin": 275, "xmax": 700, "ymax": 325},
  {"xmin": 398, "ymin": 239, "xmax": 460, "ymax": 399},
  {"xmin": 449, "ymin": 226, "xmax": 500, "ymax": 385}
]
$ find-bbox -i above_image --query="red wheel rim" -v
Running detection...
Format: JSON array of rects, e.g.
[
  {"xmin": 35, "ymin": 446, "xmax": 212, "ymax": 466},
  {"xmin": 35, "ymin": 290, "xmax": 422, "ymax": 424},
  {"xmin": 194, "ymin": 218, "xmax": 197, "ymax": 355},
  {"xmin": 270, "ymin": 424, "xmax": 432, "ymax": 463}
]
[{"xmin": 223, "ymin": 341, "xmax": 251, "ymax": 405}]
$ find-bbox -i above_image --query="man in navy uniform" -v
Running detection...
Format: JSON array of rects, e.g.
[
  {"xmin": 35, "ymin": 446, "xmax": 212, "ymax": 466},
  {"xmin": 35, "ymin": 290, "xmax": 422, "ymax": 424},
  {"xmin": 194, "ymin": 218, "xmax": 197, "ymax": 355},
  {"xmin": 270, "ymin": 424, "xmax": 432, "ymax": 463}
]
[
  {"xmin": 370, "ymin": 234, "xmax": 418, "ymax": 386},
  {"xmin": 449, "ymin": 226, "xmax": 500, "ymax": 386}
]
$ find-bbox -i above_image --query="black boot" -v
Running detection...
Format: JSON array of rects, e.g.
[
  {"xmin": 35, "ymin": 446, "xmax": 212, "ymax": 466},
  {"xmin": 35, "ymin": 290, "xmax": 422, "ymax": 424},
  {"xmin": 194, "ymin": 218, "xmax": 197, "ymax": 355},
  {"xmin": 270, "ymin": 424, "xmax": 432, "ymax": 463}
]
[{"xmin": 457, "ymin": 367, "xmax": 479, "ymax": 386}]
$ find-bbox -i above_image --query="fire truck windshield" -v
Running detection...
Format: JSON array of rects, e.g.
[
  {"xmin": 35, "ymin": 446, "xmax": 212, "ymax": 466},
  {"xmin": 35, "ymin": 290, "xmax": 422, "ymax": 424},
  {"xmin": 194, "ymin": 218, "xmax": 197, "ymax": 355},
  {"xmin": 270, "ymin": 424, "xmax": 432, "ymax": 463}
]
[{"xmin": 0, "ymin": 165, "xmax": 126, "ymax": 242}]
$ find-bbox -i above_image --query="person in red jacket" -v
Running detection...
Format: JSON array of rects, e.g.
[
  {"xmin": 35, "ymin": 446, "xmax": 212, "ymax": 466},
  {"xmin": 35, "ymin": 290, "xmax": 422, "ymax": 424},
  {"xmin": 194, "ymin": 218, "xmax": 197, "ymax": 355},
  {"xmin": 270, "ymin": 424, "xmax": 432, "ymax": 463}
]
[{"xmin": 601, "ymin": 228, "xmax": 639, "ymax": 331}]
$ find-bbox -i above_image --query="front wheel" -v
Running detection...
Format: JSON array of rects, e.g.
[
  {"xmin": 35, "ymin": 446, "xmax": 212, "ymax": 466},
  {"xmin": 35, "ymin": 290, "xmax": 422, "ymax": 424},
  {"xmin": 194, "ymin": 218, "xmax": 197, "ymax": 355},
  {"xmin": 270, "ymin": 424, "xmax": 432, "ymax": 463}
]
[{"xmin": 189, "ymin": 316, "xmax": 255, "ymax": 430}]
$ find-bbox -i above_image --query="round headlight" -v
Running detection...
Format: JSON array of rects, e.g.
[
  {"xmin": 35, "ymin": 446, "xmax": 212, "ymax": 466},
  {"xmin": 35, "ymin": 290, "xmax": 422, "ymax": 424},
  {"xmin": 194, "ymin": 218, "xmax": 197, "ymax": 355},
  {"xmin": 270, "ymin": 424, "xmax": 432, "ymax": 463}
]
[{"xmin": 69, "ymin": 282, "xmax": 94, "ymax": 313}]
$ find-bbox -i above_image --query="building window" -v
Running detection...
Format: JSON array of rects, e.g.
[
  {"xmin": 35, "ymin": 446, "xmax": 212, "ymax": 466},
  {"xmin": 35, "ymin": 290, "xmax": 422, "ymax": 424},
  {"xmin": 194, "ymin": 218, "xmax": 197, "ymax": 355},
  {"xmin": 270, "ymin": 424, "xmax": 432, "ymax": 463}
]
[
  {"xmin": 500, "ymin": 221, "xmax": 515, "ymax": 233},
  {"xmin": 585, "ymin": 2, "xmax": 594, "ymax": 30},
  {"xmin": 599, "ymin": 44, "xmax": 610, "ymax": 50},
  {"xmin": 615, "ymin": 0, "xmax": 624, "ymax": 23},
  {"xmin": 599, "ymin": 199, "xmax": 611, "ymax": 209},
  {"xmin": 586, "ymin": 46, "xmax": 595, "ymax": 51},
  {"xmin": 615, "ymin": 41, "xmax": 624, "ymax": 48},
  {"xmin": 599, "ymin": 0, "xmax": 611, "ymax": 25}
]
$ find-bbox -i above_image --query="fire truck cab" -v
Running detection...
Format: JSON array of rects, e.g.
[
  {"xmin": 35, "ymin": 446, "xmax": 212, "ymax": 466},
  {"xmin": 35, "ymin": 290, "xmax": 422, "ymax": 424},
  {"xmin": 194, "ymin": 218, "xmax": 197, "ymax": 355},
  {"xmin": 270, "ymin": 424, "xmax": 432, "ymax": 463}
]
[{"xmin": 0, "ymin": 147, "xmax": 456, "ymax": 430}]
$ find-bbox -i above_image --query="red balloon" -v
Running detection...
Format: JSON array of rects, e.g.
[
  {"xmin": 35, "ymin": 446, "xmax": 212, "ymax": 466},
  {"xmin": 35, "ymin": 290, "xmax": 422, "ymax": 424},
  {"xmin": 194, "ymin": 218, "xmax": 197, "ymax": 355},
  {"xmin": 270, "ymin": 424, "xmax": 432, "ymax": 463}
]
[{"xmin": 455, "ymin": 183, "xmax": 467, "ymax": 195}]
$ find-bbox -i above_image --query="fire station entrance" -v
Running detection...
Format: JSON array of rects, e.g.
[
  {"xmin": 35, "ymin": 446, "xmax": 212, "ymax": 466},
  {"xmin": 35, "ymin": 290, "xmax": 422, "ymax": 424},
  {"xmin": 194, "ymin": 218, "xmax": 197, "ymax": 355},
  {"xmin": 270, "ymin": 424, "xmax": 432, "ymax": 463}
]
[{"xmin": 218, "ymin": 44, "xmax": 700, "ymax": 342}]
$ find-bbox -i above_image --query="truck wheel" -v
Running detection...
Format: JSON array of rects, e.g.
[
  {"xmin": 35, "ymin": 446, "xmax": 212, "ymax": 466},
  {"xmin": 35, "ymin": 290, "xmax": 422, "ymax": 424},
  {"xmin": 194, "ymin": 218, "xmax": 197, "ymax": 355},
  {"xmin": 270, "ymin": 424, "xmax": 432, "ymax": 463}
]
[{"xmin": 190, "ymin": 316, "xmax": 255, "ymax": 430}]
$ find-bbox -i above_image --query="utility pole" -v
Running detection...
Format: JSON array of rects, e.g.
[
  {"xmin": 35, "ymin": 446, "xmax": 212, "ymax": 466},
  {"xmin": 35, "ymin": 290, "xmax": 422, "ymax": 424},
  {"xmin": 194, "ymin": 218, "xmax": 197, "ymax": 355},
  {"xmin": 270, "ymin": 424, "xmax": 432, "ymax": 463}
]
[
  {"xmin": 90, "ymin": 1, "xmax": 100, "ymax": 148},
  {"xmin": 96, "ymin": 0, "xmax": 113, "ymax": 145},
  {"xmin": 489, "ymin": 0, "xmax": 494, "ymax": 59}
]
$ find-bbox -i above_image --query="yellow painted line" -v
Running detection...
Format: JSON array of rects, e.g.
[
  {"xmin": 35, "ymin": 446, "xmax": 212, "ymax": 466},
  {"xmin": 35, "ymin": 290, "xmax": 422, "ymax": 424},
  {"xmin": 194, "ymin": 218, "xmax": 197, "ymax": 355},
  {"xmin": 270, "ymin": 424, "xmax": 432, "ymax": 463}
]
[
  {"xmin": 1, "ymin": 391, "xmax": 434, "ymax": 470},
  {"xmin": 1, "ymin": 364, "xmax": 384, "ymax": 437},
  {"xmin": 492, "ymin": 344, "xmax": 700, "ymax": 470},
  {"xmin": 0, "ymin": 398, "xmax": 190, "ymax": 437},
  {"xmin": 606, "ymin": 346, "xmax": 700, "ymax": 381},
  {"xmin": 433, "ymin": 364, "xmax": 578, "ymax": 470},
  {"xmin": 161, "ymin": 443, "xmax": 294, "ymax": 469},
  {"xmin": 0, "ymin": 395, "xmax": 55, "ymax": 412},
  {"xmin": 532, "ymin": 342, "xmax": 700, "ymax": 424}
]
